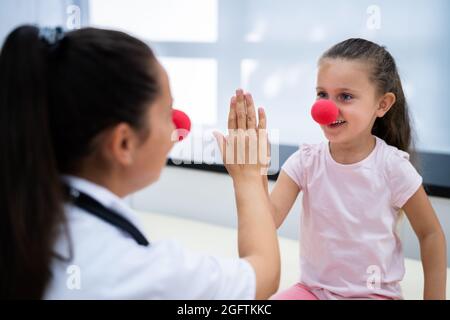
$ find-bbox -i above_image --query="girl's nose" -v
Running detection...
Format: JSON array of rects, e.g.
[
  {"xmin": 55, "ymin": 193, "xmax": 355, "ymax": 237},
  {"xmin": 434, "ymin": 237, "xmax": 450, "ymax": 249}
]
[{"xmin": 311, "ymin": 100, "xmax": 339, "ymax": 125}]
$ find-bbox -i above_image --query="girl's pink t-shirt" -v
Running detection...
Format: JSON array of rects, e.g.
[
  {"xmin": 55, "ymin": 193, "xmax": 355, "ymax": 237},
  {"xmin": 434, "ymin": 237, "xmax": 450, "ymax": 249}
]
[{"xmin": 281, "ymin": 136, "xmax": 423, "ymax": 300}]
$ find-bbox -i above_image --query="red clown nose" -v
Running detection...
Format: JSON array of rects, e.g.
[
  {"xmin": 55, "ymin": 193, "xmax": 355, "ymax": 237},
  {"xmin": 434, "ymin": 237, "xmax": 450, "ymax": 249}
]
[
  {"xmin": 172, "ymin": 109, "xmax": 191, "ymax": 141},
  {"xmin": 310, "ymin": 100, "xmax": 339, "ymax": 125}
]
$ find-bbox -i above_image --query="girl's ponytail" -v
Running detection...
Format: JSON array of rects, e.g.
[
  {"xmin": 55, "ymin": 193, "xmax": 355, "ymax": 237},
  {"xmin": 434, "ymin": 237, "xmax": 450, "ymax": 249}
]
[{"xmin": 0, "ymin": 26, "xmax": 64, "ymax": 299}]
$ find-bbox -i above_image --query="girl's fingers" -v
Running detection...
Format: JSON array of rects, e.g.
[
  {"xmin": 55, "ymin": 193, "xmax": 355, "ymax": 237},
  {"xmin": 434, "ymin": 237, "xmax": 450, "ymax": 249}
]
[
  {"xmin": 235, "ymin": 89, "xmax": 247, "ymax": 130},
  {"xmin": 245, "ymin": 93, "xmax": 257, "ymax": 130},
  {"xmin": 257, "ymin": 107, "xmax": 266, "ymax": 130},
  {"xmin": 228, "ymin": 96, "xmax": 237, "ymax": 130}
]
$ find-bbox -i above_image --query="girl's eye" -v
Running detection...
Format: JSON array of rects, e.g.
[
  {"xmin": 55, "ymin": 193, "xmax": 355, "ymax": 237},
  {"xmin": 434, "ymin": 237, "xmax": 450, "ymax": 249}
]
[
  {"xmin": 340, "ymin": 93, "xmax": 353, "ymax": 102},
  {"xmin": 317, "ymin": 92, "xmax": 327, "ymax": 99}
]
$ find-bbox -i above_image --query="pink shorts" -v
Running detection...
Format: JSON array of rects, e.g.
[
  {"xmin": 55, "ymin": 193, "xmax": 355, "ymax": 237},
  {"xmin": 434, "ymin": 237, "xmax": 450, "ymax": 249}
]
[
  {"xmin": 270, "ymin": 283, "xmax": 318, "ymax": 300},
  {"xmin": 270, "ymin": 283, "xmax": 395, "ymax": 300}
]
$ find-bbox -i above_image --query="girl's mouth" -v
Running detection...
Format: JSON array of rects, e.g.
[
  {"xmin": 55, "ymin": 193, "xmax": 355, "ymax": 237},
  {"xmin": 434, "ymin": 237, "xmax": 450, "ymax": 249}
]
[{"xmin": 327, "ymin": 120, "xmax": 347, "ymax": 129}]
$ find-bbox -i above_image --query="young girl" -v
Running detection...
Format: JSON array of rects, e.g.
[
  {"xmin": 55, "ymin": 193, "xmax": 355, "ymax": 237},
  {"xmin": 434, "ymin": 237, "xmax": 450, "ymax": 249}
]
[{"xmin": 268, "ymin": 38, "xmax": 447, "ymax": 300}]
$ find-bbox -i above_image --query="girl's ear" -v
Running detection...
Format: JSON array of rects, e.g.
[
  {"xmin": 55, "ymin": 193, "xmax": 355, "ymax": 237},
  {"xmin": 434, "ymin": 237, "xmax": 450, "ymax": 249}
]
[
  {"xmin": 107, "ymin": 122, "xmax": 138, "ymax": 166},
  {"xmin": 376, "ymin": 92, "xmax": 396, "ymax": 118}
]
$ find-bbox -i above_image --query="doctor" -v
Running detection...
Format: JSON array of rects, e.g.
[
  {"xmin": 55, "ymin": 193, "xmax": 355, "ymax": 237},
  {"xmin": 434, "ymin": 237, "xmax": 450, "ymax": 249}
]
[{"xmin": 0, "ymin": 25, "xmax": 280, "ymax": 299}]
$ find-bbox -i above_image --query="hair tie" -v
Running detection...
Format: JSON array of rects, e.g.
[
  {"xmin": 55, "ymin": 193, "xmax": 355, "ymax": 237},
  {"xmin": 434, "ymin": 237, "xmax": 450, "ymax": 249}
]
[{"xmin": 39, "ymin": 26, "xmax": 65, "ymax": 48}]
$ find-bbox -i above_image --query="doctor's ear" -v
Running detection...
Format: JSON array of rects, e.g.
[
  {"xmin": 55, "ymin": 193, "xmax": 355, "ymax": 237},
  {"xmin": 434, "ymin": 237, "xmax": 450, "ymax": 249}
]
[
  {"xmin": 107, "ymin": 122, "xmax": 139, "ymax": 166},
  {"xmin": 376, "ymin": 92, "xmax": 396, "ymax": 118}
]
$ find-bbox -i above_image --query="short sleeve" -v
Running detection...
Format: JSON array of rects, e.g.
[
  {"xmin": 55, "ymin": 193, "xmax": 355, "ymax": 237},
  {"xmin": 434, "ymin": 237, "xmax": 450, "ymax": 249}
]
[
  {"xmin": 281, "ymin": 143, "xmax": 318, "ymax": 189},
  {"xmin": 385, "ymin": 150, "xmax": 423, "ymax": 209},
  {"xmin": 109, "ymin": 239, "xmax": 256, "ymax": 300}
]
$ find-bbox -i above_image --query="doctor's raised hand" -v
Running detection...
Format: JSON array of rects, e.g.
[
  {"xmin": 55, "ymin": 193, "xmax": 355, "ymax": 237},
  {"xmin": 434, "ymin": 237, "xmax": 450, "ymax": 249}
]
[
  {"xmin": 214, "ymin": 89, "xmax": 280, "ymax": 300},
  {"xmin": 214, "ymin": 89, "xmax": 271, "ymax": 180}
]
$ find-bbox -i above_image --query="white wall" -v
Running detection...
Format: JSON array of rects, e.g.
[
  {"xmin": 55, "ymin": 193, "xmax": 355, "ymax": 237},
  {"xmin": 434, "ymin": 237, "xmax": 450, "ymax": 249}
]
[
  {"xmin": 0, "ymin": 0, "xmax": 76, "ymax": 45},
  {"xmin": 84, "ymin": 0, "xmax": 450, "ymax": 154},
  {"xmin": 130, "ymin": 166, "xmax": 450, "ymax": 266}
]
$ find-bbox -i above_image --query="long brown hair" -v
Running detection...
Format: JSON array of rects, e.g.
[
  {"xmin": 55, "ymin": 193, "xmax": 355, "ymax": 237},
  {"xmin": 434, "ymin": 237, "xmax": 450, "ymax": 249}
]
[
  {"xmin": 320, "ymin": 38, "xmax": 414, "ymax": 154},
  {"xmin": 0, "ymin": 26, "xmax": 160, "ymax": 299}
]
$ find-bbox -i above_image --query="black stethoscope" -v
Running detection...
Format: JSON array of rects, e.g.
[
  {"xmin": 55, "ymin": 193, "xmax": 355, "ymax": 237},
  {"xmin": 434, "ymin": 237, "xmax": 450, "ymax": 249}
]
[{"xmin": 64, "ymin": 185, "xmax": 150, "ymax": 246}]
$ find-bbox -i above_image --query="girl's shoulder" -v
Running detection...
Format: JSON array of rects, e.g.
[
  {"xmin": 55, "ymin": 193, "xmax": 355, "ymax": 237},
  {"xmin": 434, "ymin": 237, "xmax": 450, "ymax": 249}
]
[
  {"xmin": 288, "ymin": 142, "xmax": 326, "ymax": 168},
  {"xmin": 376, "ymin": 137, "xmax": 412, "ymax": 168},
  {"xmin": 377, "ymin": 137, "xmax": 410, "ymax": 160},
  {"xmin": 298, "ymin": 142, "xmax": 324, "ymax": 155},
  {"xmin": 375, "ymin": 137, "xmax": 420, "ymax": 182},
  {"xmin": 375, "ymin": 137, "xmax": 423, "ymax": 208},
  {"xmin": 281, "ymin": 142, "xmax": 325, "ymax": 188}
]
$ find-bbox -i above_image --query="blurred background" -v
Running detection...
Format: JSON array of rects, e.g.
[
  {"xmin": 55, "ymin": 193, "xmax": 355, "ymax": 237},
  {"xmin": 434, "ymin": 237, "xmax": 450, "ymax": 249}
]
[
  {"xmin": 2, "ymin": 0, "xmax": 449, "ymax": 152},
  {"xmin": 1, "ymin": 0, "xmax": 449, "ymax": 265}
]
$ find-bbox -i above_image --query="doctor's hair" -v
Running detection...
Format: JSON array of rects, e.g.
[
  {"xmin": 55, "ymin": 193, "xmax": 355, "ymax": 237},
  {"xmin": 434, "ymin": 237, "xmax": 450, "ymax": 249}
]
[
  {"xmin": 0, "ymin": 25, "xmax": 160, "ymax": 299},
  {"xmin": 319, "ymin": 38, "xmax": 415, "ymax": 155}
]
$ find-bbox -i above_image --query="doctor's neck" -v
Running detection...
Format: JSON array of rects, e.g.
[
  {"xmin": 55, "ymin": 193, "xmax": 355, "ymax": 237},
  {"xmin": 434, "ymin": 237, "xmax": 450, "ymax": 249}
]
[{"xmin": 73, "ymin": 168, "xmax": 131, "ymax": 198}]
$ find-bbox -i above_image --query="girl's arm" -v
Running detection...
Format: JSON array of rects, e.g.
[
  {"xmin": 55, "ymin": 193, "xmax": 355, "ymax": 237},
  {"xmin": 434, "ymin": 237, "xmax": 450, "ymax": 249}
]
[
  {"xmin": 403, "ymin": 185, "xmax": 447, "ymax": 300},
  {"xmin": 267, "ymin": 172, "xmax": 301, "ymax": 229}
]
